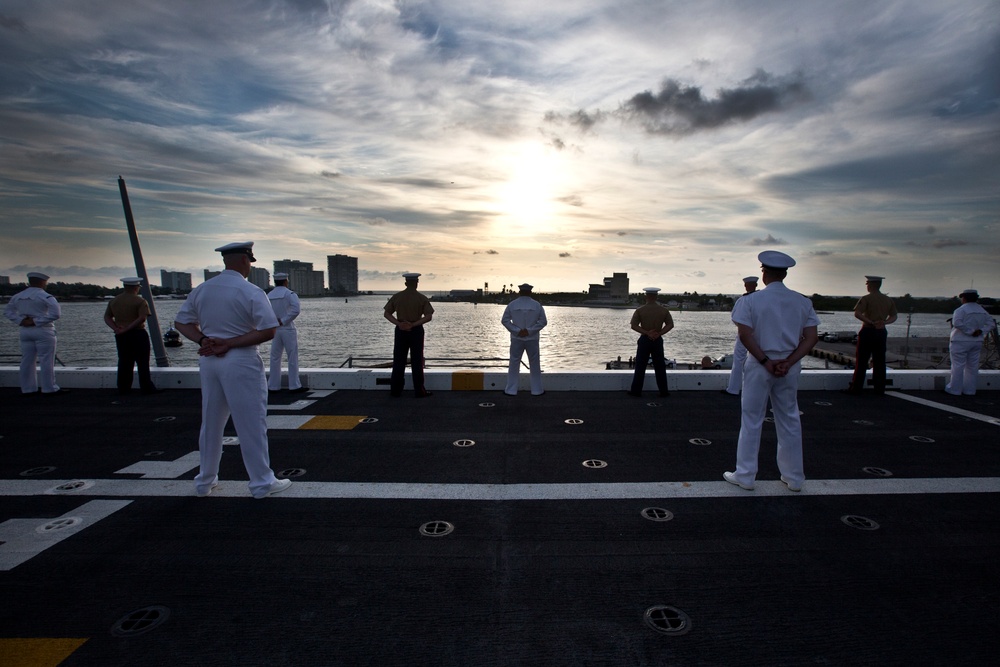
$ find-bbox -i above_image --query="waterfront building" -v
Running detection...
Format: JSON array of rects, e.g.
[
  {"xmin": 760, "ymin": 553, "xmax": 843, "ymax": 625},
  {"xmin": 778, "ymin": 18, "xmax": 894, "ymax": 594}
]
[
  {"xmin": 160, "ymin": 270, "xmax": 192, "ymax": 292},
  {"xmin": 203, "ymin": 270, "xmax": 221, "ymax": 282},
  {"xmin": 327, "ymin": 254, "xmax": 359, "ymax": 294},
  {"xmin": 588, "ymin": 272, "xmax": 629, "ymax": 301},
  {"xmin": 274, "ymin": 259, "xmax": 325, "ymax": 296},
  {"xmin": 248, "ymin": 267, "xmax": 271, "ymax": 290},
  {"xmin": 0, "ymin": 276, "xmax": 9, "ymax": 285}
]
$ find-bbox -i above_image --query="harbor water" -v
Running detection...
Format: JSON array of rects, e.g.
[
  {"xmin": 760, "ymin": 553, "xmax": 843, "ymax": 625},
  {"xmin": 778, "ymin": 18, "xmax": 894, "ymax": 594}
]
[{"xmin": 0, "ymin": 295, "xmax": 954, "ymax": 371}]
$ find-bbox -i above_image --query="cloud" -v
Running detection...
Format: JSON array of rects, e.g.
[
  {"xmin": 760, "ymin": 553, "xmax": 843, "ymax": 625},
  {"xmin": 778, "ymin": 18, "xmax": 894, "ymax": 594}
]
[
  {"xmin": 0, "ymin": 13, "xmax": 27, "ymax": 32},
  {"xmin": 620, "ymin": 69, "xmax": 810, "ymax": 136},
  {"xmin": 559, "ymin": 252, "xmax": 572, "ymax": 258},
  {"xmin": 904, "ymin": 239, "xmax": 970, "ymax": 249},
  {"xmin": 810, "ymin": 251, "xmax": 833, "ymax": 256},
  {"xmin": 749, "ymin": 234, "xmax": 786, "ymax": 246}
]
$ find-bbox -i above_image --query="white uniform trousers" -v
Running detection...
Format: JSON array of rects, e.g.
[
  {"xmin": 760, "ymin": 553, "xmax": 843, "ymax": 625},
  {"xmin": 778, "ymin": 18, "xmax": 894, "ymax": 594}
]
[
  {"xmin": 194, "ymin": 348, "xmax": 279, "ymax": 497},
  {"xmin": 732, "ymin": 356, "xmax": 805, "ymax": 487},
  {"xmin": 725, "ymin": 335, "xmax": 748, "ymax": 395},
  {"xmin": 18, "ymin": 326, "xmax": 59, "ymax": 394},
  {"xmin": 268, "ymin": 328, "xmax": 301, "ymax": 390},
  {"xmin": 506, "ymin": 337, "xmax": 543, "ymax": 395},
  {"xmin": 946, "ymin": 339, "xmax": 982, "ymax": 396}
]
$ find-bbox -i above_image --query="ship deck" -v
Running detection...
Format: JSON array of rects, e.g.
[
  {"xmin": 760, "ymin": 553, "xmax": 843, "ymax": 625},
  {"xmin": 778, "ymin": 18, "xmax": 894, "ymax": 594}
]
[{"xmin": 1, "ymin": 371, "xmax": 998, "ymax": 665}]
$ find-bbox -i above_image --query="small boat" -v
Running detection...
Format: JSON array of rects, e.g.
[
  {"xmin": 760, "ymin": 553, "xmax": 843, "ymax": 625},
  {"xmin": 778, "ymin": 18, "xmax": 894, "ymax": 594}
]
[
  {"xmin": 606, "ymin": 357, "xmax": 678, "ymax": 370},
  {"xmin": 163, "ymin": 328, "xmax": 183, "ymax": 347}
]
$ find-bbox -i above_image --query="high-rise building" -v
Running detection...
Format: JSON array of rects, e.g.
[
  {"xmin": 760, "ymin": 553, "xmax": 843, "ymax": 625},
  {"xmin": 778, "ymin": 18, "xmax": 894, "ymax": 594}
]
[
  {"xmin": 160, "ymin": 270, "xmax": 192, "ymax": 292},
  {"xmin": 327, "ymin": 254, "xmax": 359, "ymax": 294},
  {"xmin": 273, "ymin": 259, "xmax": 324, "ymax": 296},
  {"xmin": 248, "ymin": 267, "xmax": 271, "ymax": 290},
  {"xmin": 0, "ymin": 275, "xmax": 9, "ymax": 286},
  {"xmin": 203, "ymin": 269, "xmax": 221, "ymax": 282}
]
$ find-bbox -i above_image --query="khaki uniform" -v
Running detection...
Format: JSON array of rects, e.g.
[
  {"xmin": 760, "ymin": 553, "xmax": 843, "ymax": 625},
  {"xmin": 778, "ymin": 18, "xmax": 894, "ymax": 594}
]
[
  {"xmin": 105, "ymin": 292, "xmax": 155, "ymax": 393},
  {"xmin": 849, "ymin": 292, "xmax": 897, "ymax": 394},
  {"xmin": 384, "ymin": 287, "xmax": 435, "ymax": 396},
  {"xmin": 629, "ymin": 303, "xmax": 674, "ymax": 396}
]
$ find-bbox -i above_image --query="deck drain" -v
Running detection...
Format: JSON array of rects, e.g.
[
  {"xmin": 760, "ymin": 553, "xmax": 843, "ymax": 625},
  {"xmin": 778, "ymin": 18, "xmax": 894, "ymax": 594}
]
[
  {"xmin": 645, "ymin": 402, "xmax": 661, "ymax": 407},
  {"xmin": 688, "ymin": 438, "xmax": 712, "ymax": 446},
  {"xmin": 582, "ymin": 459, "xmax": 607, "ymax": 469},
  {"xmin": 278, "ymin": 468, "xmax": 306, "ymax": 478},
  {"xmin": 853, "ymin": 419, "xmax": 874, "ymax": 426},
  {"xmin": 862, "ymin": 466, "xmax": 893, "ymax": 477},
  {"xmin": 479, "ymin": 402, "xmax": 495, "ymax": 408},
  {"xmin": 20, "ymin": 466, "xmax": 56, "ymax": 477},
  {"xmin": 909, "ymin": 436, "xmax": 935, "ymax": 443},
  {"xmin": 453, "ymin": 439, "xmax": 476, "ymax": 447},
  {"xmin": 419, "ymin": 521, "xmax": 454, "ymax": 537},
  {"xmin": 644, "ymin": 606, "xmax": 691, "ymax": 635},
  {"xmin": 36, "ymin": 517, "xmax": 83, "ymax": 534},
  {"xmin": 947, "ymin": 415, "xmax": 971, "ymax": 422},
  {"xmin": 153, "ymin": 416, "xmax": 176, "ymax": 422},
  {"xmin": 223, "ymin": 436, "xmax": 239, "ymax": 445},
  {"xmin": 564, "ymin": 419, "xmax": 584, "ymax": 425},
  {"xmin": 111, "ymin": 605, "xmax": 171, "ymax": 637},
  {"xmin": 841, "ymin": 515, "xmax": 880, "ymax": 531},
  {"xmin": 814, "ymin": 401, "xmax": 833, "ymax": 406},
  {"xmin": 359, "ymin": 417, "xmax": 379, "ymax": 424},
  {"xmin": 641, "ymin": 508, "xmax": 674, "ymax": 522},
  {"xmin": 51, "ymin": 480, "xmax": 94, "ymax": 493}
]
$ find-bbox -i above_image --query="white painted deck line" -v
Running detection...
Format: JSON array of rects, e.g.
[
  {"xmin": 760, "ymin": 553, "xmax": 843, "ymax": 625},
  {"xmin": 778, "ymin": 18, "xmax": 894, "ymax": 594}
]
[
  {"xmin": 0, "ymin": 499, "xmax": 132, "ymax": 571},
  {"xmin": 1, "ymin": 477, "xmax": 998, "ymax": 500},
  {"xmin": 887, "ymin": 391, "xmax": 1000, "ymax": 425}
]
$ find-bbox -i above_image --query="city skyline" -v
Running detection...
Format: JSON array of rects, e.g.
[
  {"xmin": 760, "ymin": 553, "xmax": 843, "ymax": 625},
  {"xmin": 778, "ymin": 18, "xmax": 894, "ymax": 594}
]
[{"xmin": 1, "ymin": 1, "xmax": 998, "ymax": 298}]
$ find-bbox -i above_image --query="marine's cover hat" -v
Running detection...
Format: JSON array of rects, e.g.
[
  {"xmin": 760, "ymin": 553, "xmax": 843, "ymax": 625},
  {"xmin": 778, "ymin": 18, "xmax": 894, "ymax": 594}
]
[
  {"xmin": 758, "ymin": 250, "xmax": 796, "ymax": 269},
  {"xmin": 865, "ymin": 275, "xmax": 884, "ymax": 282},
  {"xmin": 518, "ymin": 283, "xmax": 534, "ymax": 291},
  {"xmin": 214, "ymin": 241, "xmax": 256, "ymax": 261},
  {"xmin": 402, "ymin": 272, "xmax": 421, "ymax": 280},
  {"xmin": 742, "ymin": 276, "xmax": 759, "ymax": 283},
  {"xmin": 642, "ymin": 287, "xmax": 661, "ymax": 294},
  {"xmin": 274, "ymin": 272, "xmax": 289, "ymax": 280},
  {"xmin": 27, "ymin": 271, "xmax": 50, "ymax": 280},
  {"xmin": 121, "ymin": 276, "xmax": 143, "ymax": 285}
]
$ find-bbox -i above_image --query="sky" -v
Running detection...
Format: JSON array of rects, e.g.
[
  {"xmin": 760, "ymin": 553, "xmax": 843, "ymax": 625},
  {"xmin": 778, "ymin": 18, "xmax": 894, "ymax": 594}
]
[{"xmin": 0, "ymin": 0, "xmax": 998, "ymax": 297}]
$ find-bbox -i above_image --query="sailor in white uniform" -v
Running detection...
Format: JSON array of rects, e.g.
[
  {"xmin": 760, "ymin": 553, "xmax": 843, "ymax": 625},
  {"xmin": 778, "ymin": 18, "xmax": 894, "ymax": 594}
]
[
  {"xmin": 946, "ymin": 288, "xmax": 997, "ymax": 396},
  {"xmin": 174, "ymin": 241, "xmax": 291, "ymax": 499},
  {"xmin": 501, "ymin": 283, "xmax": 548, "ymax": 395},
  {"xmin": 722, "ymin": 275, "xmax": 759, "ymax": 396},
  {"xmin": 724, "ymin": 251, "xmax": 819, "ymax": 492},
  {"xmin": 4, "ymin": 272, "xmax": 63, "ymax": 394},
  {"xmin": 267, "ymin": 272, "xmax": 305, "ymax": 393}
]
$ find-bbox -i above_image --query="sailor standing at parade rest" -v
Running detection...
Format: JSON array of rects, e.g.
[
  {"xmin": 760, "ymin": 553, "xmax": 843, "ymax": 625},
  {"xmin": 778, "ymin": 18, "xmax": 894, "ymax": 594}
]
[
  {"xmin": 174, "ymin": 241, "xmax": 291, "ymax": 499},
  {"xmin": 501, "ymin": 282, "xmax": 548, "ymax": 396},
  {"xmin": 4, "ymin": 271, "xmax": 65, "ymax": 395},
  {"xmin": 104, "ymin": 276, "xmax": 158, "ymax": 395},
  {"xmin": 628, "ymin": 287, "xmax": 674, "ymax": 397},
  {"xmin": 722, "ymin": 275, "xmax": 759, "ymax": 396},
  {"xmin": 724, "ymin": 250, "xmax": 819, "ymax": 493},
  {"xmin": 267, "ymin": 272, "xmax": 306, "ymax": 393},
  {"xmin": 845, "ymin": 274, "xmax": 897, "ymax": 395},
  {"xmin": 383, "ymin": 272, "xmax": 435, "ymax": 397},
  {"xmin": 946, "ymin": 288, "xmax": 997, "ymax": 396}
]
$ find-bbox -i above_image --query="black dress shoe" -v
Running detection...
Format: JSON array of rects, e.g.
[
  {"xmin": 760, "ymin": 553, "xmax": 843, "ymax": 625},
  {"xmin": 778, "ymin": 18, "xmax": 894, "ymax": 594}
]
[
  {"xmin": 289, "ymin": 387, "xmax": 309, "ymax": 394},
  {"xmin": 626, "ymin": 391, "xmax": 642, "ymax": 397}
]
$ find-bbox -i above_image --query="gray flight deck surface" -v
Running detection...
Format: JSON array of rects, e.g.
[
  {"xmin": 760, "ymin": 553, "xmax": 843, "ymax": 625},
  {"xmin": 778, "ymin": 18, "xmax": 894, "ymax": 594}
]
[{"xmin": 1, "ymin": 384, "xmax": 998, "ymax": 666}]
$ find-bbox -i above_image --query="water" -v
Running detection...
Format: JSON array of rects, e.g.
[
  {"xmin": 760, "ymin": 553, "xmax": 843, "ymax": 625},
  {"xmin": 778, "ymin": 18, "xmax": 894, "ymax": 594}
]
[{"xmin": 1, "ymin": 296, "xmax": 954, "ymax": 370}]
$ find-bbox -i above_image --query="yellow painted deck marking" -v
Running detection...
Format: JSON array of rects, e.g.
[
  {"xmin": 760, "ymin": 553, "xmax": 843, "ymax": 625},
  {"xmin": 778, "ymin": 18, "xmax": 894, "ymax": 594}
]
[
  {"xmin": 0, "ymin": 638, "xmax": 88, "ymax": 666},
  {"xmin": 298, "ymin": 415, "xmax": 367, "ymax": 430},
  {"xmin": 451, "ymin": 371, "xmax": 484, "ymax": 391}
]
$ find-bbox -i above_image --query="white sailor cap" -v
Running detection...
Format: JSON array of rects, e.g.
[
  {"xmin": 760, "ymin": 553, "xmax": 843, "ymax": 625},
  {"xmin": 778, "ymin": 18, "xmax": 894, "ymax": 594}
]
[
  {"xmin": 402, "ymin": 272, "xmax": 421, "ymax": 280},
  {"xmin": 27, "ymin": 272, "xmax": 50, "ymax": 281},
  {"xmin": 742, "ymin": 276, "xmax": 759, "ymax": 283},
  {"xmin": 518, "ymin": 283, "xmax": 534, "ymax": 291},
  {"xmin": 121, "ymin": 276, "xmax": 143, "ymax": 286},
  {"xmin": 274, "ymin": 272, "xmax": 288, "ymax": 280},
  {"xmin": 960, "ymin": 288, "xmax": 978, "ymax": 297},
  {"xmin": 214, "ymin": 241, "xmax": 256, "ymax": 261},
  {"xmin": 642, "ymin": 287, "xmax": 661, "ymax": 294},
  {"xmin": 865, "ymin": 275, "xmax": 884, "ymax": 282},
  {"xmin": 758, "ymin": 250, "xmax": 796, "ymax": 269}
]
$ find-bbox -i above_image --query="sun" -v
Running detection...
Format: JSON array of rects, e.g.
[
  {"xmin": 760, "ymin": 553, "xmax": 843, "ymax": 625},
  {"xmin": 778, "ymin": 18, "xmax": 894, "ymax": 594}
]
[{"xmin": 492, "ymin": 142, "xmax": 566, "ymax": 235}]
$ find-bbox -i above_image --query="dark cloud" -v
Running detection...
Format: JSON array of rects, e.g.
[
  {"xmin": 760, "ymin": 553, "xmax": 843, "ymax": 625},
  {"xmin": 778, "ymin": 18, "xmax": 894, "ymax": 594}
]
[
  {"xmin": 620, "ymin": 69, "xmax": 809, "ymax": 135},
  {"xmin": 365, "ymin": 217, "xmax": 389, "ymax": 226},
  {"xmin": 877, "ymin": 250, "xmax": 890, "ymax": 255},
  {"xmin": 926, "ymin": 225, "xmax": 936, "ymax": 234},
  {"xmin": 472, "ymin": 249, "xmax": 499, "ymax": 255},
  {"xmin": 379, "ymin": 177, "xmax": 455, "ymax": 189},
  {"xmin": 486, "ymin": 249, "xmax": 498, "ymax": 255},
  {"xmin": 321, "ymin": 171, "xmax": 341, "ymax": 179},
  {"xmin": 0, "ymin": 13, "xmax": 27, "ymax": 31},
  {"xmin": 558, "ymin": 195, "xmax": 584, "ymax": 207},
  {"xmin": 749, "ymin": 234, "xmax": 786, "ymax": 246},
  {"xmin": 904, "ymin": 239, "xmax": 969, "ymax": 249},
  {"xmin": 559, "ymin": 252, "xmax": 572, "ymax": 258},
  {"xmin": 810, "ymin": 251, "xmax": 833, "ymax": 256}
]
